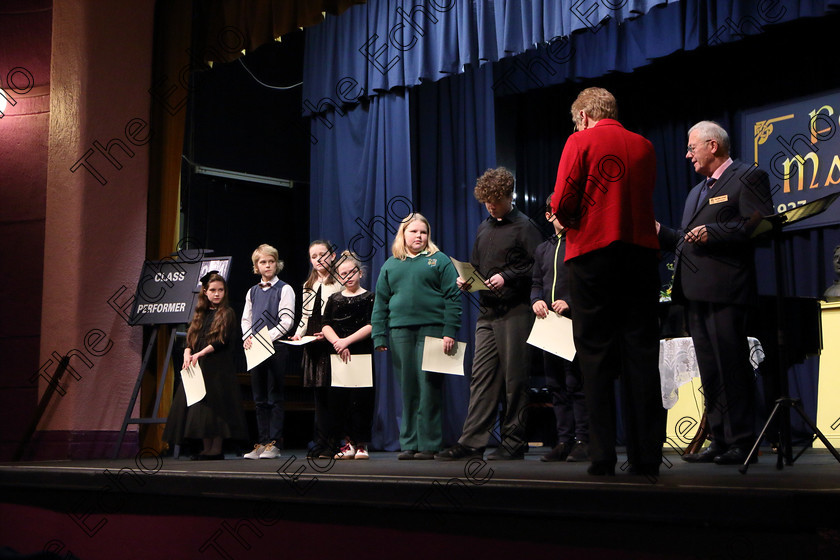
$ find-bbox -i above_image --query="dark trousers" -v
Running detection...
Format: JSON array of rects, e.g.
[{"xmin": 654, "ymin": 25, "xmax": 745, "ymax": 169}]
[
  {"xmin": 687, "ymin": 301, "xmax": 755, "ymax": 449},
  {"xmin": 459, "ymin": 302, "xmax": 533, "ymax": 451},
  {"xmin": 313, "ymin": 386, "xmax": 332, "ymax": 448},
  {"xmin": 569, "ymin": 243, "xmax": 666, "ymax": 467},
  {"xmin": 330, "ymin": 386, "xmax": 375, "ymax": 445},
  {"xmin": 251, "ymin": 342, "xmax": 287, "ymax": 444},
  {"xmin": 544, "ymin": 353, "xmax": 588, "ymax": 444}
]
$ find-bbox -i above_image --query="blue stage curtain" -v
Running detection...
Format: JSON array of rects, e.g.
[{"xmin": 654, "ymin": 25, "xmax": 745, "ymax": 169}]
[
  {"xmin": 410, "ymin": 63, "xmax": 498, "ymax": 446},
  {"xmin": 305, "ymin": 1, "xmax": 840, "ymax": 448},
  {"xmin": 309, "ymin": 91, "xmax": 413, "ymax": 450},
  {"xmin": 302, "ymin": 0, "xmax": 671, "ymax": 112},
  {"xmin": 304, "ymin": 1, "xmax": 839, "ymax": 111}
]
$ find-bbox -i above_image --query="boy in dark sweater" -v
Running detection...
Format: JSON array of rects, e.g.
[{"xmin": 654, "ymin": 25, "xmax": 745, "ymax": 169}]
[{"xmin": 531, "ymin": 197, "xmax": 589, "ymax": 462}]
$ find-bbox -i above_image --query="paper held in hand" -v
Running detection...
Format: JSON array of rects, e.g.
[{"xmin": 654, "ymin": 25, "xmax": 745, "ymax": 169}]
[
  {"xmin": 245, "ymin": 326, "xmax": 275, "ymax": 371},
  {"xmin": 180, "ymin": 362, "xmax": 206, "ymax": 406},
  {"xmin": 330, "ymin": 354, "xmax": 373, "ymax": 387},
  {"xmin": 527, "ymin": 313, "xmax": 576, "ymax": 361},
  {"xmin": 421, "ymin": 336, "xmax": 467, "ymax": 375},
  {"xmin": 449, "ymin": 257, "xmax": 488, "ymax": 292},
  {"xmin": 279, "ymin": 336, "xmax": 318, "ymax": 346}
]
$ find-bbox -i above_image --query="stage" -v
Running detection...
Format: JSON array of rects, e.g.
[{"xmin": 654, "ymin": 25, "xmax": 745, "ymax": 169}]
[{"xmin": 2, "ymin": 447, "xmax": 839, "ymax": 559}]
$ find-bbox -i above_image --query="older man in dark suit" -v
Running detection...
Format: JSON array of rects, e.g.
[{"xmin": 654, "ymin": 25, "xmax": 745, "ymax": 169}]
[{"xmin": 657, "ymin": 121, "xmax": 773, "ymax": 465}]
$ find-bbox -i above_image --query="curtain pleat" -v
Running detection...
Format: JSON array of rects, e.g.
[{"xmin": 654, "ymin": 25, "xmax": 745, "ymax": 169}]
[{"xmin": 310, "ymin": 93, "xmax": 413, "ymax": 450}]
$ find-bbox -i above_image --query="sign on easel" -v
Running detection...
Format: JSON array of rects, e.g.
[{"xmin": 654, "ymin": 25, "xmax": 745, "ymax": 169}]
[
  {"xmin": 129, "ymin": 256, "xmax": 231, "ymax": 325},
  {"xmin": 113, "ymin": 253, "xmax": 233, "ymax": 458}
]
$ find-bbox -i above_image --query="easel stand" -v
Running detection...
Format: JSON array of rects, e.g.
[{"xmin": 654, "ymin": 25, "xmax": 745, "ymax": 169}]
[
  {"xmin": 112, "ymin": 325, "xmax": 184, "ymax": 459},
  {"xmin": 740, "ymin": 195, "xmax": 840, "ymax": 473}
]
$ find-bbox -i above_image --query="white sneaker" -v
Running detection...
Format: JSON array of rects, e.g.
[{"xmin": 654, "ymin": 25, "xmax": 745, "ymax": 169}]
[
  {"xmin": 260, "ymin": 441, "xmax": 281, "ymax": 459},
  {"xmin": 244, "ymin": 443, "xmax": 267, "ymax": 460},
  {"xmin": 335, "ymin": 442, "xmax": 356, "ymax": 460},
  {"xmin": 354, "ymin": 445, "xmax": 369, "ymax": 460}
]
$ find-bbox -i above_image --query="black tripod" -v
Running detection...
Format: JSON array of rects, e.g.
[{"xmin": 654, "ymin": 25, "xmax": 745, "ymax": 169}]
[{"xmin": 740, "ymin": 194, "xmax": 840, "ymax": 474}]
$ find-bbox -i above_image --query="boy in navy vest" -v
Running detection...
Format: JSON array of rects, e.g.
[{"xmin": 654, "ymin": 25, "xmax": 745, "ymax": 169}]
[{"xmin": 242, "ymin": 244, "xmax": 296, "ymax": 459}]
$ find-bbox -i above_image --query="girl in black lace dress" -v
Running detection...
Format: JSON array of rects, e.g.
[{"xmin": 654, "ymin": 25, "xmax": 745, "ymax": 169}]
[
  {"xmin": 321, "ymin": 252, "xmax": 375, "ymax": 460},
  {"xmin": 164, "ymin": 272, "xmax": 248, "ymax": 459}
]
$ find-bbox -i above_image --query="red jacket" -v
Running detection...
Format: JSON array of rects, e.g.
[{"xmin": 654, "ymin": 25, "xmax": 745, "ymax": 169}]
[{"xmin": 550, "ymin": 119, "xmax": 659, "ymax": 261}]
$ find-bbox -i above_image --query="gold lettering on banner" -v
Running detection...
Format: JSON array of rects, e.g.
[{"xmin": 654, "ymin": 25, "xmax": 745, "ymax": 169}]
[
  {"xmin": 808, "ymin": 105, "xmax": 835, "ymax": 144},
  {"xmin": 754, "ymin": 114, "xmax": 795, "ymax": 164},
  {"xmin": 826, "ymin": 155, "xmax": 840, "ymax": 187},
  {"xmin": 783, "ymin": 152, "xmax": 819, "ymax": 193}
]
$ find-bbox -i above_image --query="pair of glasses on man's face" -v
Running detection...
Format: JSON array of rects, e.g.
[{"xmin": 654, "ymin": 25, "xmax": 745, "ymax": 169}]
[{"xmin": 686, "ymin": 139, "xmax": 712, "ymax": 154}]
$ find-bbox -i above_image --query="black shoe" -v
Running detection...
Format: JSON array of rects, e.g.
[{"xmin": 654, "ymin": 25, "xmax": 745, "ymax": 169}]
[
  {"xmin": 587, "ymin": 461, "xmax": 615, "ymax": 476},
  {"xmin": 487, "ymin": 446, "xmax": 525, "ymax": 461},
  {"xmin": 714, "ymin": 446, "xmax": 758, "ymax": 465},
  {"xmin": 566, "ymin": 440, "xmax": 589, "ymax": 462},
  {"xmin": 541, "ymin": 442, "xmax": 571, "ymax": 462},
  {"xmin": 398, "ymin": 449, "xmax": 418, "ymax": 460},
  {"xmin": 682, "ymin": 444, "xmax": 725, "ymax": 463},
  {"xmin": 414, "ymin": 451, "xmax": 436, "ymax": 460},
  {"xmin": 434, "ymin": 443, "xmax": 484, "ymax": 461},
  {"xmin": 627, "ymin": 463, "xmax": 660, "ymax": 477}
]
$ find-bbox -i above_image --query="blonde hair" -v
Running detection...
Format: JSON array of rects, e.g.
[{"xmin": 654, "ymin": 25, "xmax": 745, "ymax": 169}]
[
  {"xmin": 391, "ymin": 213, "xmax": 440, "ymax": 260},
  {"xmin": 332, "ymin": 250, "xmax": 365, "ymax": 285},
  {"xmin": 571, "ymin": 87, "xmax": 617, "ymax": 126},
  {"xmin": 251, "ymin": 243, "xmax": 284, "ymax": 274}
]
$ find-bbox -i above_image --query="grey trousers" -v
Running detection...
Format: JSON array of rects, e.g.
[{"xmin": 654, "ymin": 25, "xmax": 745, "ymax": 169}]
[{"xmin": 458, "ymin": 302, "xmax": 533, "ymax": 450}]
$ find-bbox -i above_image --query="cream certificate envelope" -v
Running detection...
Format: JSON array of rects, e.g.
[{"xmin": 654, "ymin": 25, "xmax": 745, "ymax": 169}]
[
  {"xmin": 330, "ymin": 354, "xmax": 373, "ymax": 387},
  {"xmin": 421, "ymin": 336, "xmax": 466, "ymax": 376},
  {"xmin": 245, "ymin": 326, "xmax": 275, "ymax": 371},
  {"xmin": 180, "ymin": 362, "xmax": 206, "ymax": 406},
  {"xmin": 527, "ymin": 313, "xmax": 576, "ymax": 361},
  {"xmin": 279, "ymin": 336, "xmax": 318, "ymax": 346},
  {"xmin": 449, "ymin": 257, "xmax": 488, "ymax": 292}
]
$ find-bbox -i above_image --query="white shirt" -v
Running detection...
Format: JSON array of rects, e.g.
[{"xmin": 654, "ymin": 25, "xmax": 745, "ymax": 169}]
[
  {"xmin": 294, "ymin": 278, "xmax": 342, "ymax": 338},
  {"xmin": 241, "ymin": 276, "xmax": 296, "ymax": 342}
]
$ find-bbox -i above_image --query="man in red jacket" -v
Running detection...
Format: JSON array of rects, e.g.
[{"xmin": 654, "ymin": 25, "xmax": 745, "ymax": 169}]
[{"xmin": 551, "ymin": 87, "xmax": 665, "ymax": 477}]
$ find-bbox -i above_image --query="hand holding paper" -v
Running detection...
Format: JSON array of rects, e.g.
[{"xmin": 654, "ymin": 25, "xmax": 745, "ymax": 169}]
[
  {"xmin": 180, "ymin": 362, "xmax": 206, "ymax": 406},
  {"xmin": 527, "ymin": 313, "xmax": 576, "ymax": 361},
  {"xmin": 279, "ymin": 336, "xmax": 318, "ymax": 346},
  {"xmin": 450, "ymin": 257, "xmax": 488, "ymax": 292},
  {"xmin": 244, "ymin": 326, "xmax": 275, "ymax": 371},
  {"xmin": 421, "ymin": 336, "xmax": 467, "ymax": 376},
  {"xmin": 331, "ymin": 354, "xmax": 373, "ymax": 387}
]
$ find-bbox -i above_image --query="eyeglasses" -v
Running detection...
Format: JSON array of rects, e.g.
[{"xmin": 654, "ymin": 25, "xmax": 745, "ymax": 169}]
[{"xmin": 686, "ymin": 139, "xmax": 712, "ymax": 154}]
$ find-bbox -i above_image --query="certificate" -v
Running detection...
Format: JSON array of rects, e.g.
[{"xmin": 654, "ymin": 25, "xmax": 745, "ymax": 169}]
[
  {"xmin": 245, "ymin": 326, "xmax": 275, "ymax": 371},
  {"xmin": 421, "ymin": 336, "xmax": 466, "ymax": 376},
  {"xmin": 180, "ymin": 362, "xmax": 206, "ymax": 406},
  {"xmin": 330, "ymin": 354, "xmax": 374, "ymax": 387},
  {"xmin": 449, "ymin": 257, "xmax": 488, "ymax": 292},
  {"xmin": 527, "ymin": 313, "xmax": 576, "ymax": 361},
  {"xmin": 278, "ymin": 336, "xmax": 318, "ymax": 346}
]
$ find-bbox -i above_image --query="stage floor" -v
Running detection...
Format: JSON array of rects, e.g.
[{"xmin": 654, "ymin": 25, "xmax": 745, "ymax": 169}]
[{"xmin": 2, "ymin": 447, "xmax": 840, "ymax": 559}]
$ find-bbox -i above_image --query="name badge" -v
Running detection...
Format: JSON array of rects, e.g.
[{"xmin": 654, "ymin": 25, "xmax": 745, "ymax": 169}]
[{"xmin": 710, "ymin": 195, "xmax": 728, "ymax": 204}]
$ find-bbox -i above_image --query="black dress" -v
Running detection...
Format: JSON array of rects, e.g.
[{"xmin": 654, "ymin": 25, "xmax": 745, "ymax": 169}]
[
  {"xmin": 163, "ymin": 309, "xmax": 248, "ymax": 446},
  {"xmin": 302, "ymin": 283, "xmax": 341, "ymax": 388},
  {"xmin": 322, "ymin": 290, "xmax": 376, "ymax": 444}
]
